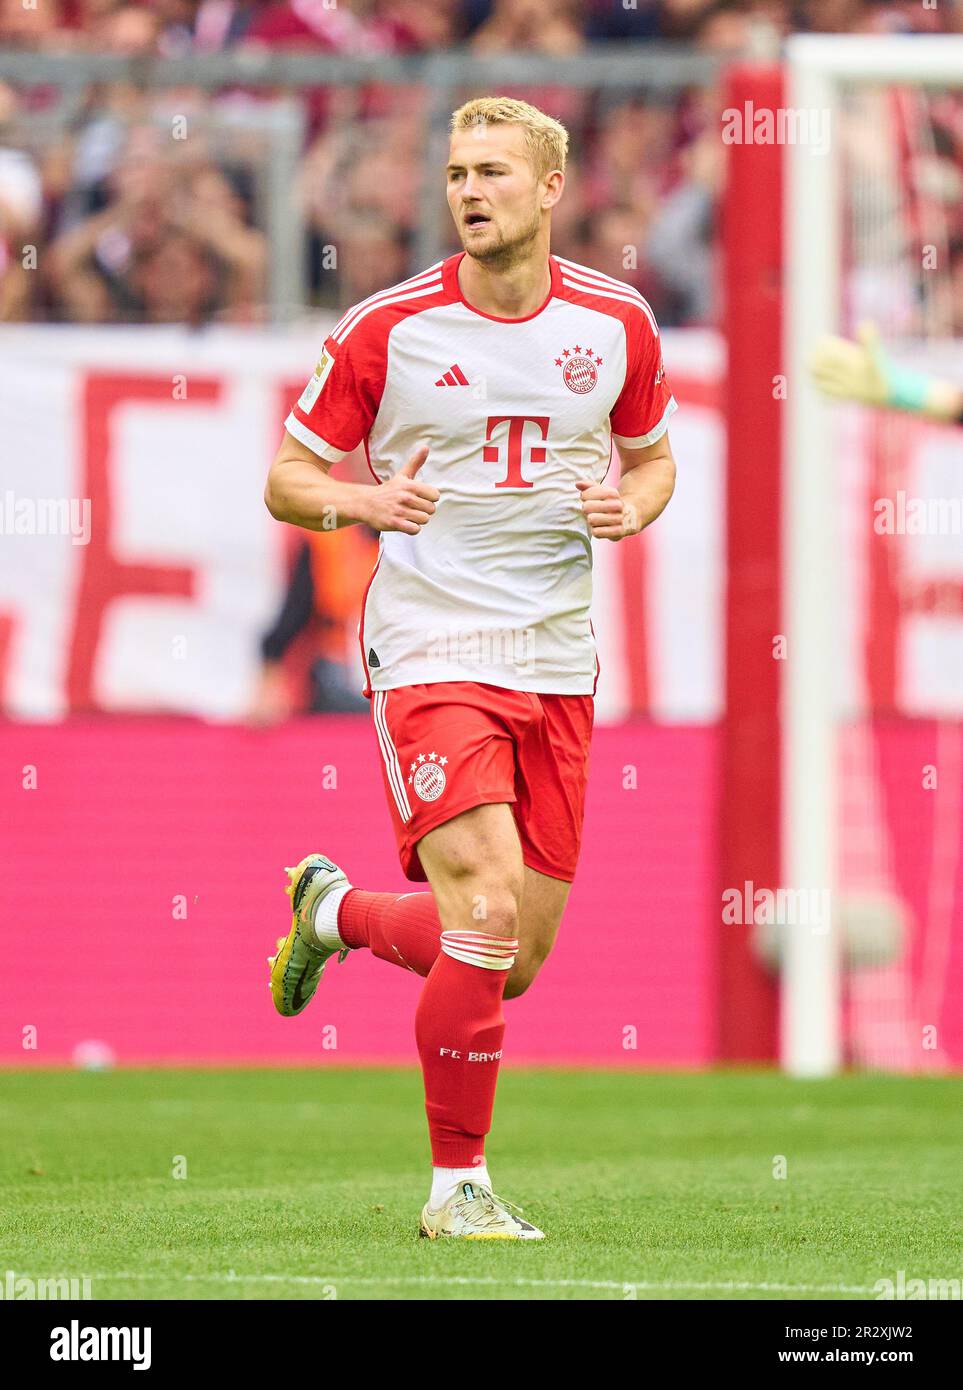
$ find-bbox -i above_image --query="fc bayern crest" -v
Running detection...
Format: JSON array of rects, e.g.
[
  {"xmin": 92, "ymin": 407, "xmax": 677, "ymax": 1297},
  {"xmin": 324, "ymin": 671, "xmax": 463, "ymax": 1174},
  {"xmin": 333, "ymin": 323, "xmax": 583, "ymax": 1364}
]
[
  {"xmin": 556, "ymin": 345, "xmax": 602, "ymax": 394},
  {"xmin": 408, "ymin": 751, "xmax": 448, "ymax": 802}
]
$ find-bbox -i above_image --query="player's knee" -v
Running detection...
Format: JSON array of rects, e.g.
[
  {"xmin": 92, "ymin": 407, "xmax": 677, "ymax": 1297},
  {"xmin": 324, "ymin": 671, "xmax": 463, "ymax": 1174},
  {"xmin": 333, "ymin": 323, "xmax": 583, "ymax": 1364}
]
[
  {"xmin": 437, "ymin": 860, "xmax": 522, "ymax": 939},
  {"xmin": 472, "ymin": 886, "xmax": 520, "ymax": 939}
]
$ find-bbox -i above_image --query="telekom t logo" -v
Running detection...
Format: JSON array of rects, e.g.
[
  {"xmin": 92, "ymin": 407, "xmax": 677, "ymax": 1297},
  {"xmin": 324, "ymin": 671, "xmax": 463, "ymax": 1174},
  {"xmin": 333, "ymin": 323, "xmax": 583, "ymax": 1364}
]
[{"xmin": 483, "ymin": 416, "xmax": 549, "ymax": 489}]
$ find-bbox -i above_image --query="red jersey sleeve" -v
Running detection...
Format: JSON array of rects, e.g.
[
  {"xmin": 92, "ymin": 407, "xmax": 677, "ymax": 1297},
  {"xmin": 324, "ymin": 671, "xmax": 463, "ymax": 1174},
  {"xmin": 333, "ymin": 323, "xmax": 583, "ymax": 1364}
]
[
  {"xmin": 609, "ymin": 302, "xmax": 677, "ymax": 448},
  {"xmin": 285, "ymin": 321, "xmax": 387, "ymax": 462}
]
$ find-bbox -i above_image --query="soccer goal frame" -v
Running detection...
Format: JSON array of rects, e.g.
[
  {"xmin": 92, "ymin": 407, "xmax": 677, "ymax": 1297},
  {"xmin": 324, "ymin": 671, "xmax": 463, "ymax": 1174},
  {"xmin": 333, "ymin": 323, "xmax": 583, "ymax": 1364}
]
[{"xmin": 782, "ymin": 35, "xmax": 963, "ymax": 1076}]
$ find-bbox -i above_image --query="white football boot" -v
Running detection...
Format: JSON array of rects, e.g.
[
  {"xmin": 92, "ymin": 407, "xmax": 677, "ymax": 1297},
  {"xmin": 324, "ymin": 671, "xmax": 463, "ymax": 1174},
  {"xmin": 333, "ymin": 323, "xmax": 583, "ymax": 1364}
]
[{"xmin": 420, "ymin": 1182, "xmax": 545, "ymax": 1240}]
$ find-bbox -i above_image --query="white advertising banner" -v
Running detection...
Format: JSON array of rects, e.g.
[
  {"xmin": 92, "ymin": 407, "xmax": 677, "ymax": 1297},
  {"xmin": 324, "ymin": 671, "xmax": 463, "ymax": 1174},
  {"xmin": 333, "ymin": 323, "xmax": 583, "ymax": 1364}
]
[{"xmin": 0, "ymin": 322, "xmax": 714, "ymax": 723}]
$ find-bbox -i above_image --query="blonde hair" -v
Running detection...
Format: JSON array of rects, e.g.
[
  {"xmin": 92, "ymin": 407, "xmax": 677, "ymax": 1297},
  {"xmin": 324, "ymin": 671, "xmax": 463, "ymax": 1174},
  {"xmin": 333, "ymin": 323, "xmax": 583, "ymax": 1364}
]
[{"xmin": 449, "ymin": 96, "xmax": 568, "ymax": 179}]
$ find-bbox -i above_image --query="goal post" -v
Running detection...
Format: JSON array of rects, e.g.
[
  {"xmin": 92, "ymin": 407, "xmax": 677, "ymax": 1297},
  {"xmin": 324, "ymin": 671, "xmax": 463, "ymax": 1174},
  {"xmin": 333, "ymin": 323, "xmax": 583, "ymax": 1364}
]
[{"xmin": 782, "ymin": 35, "xmax": 963, "ymax": 1076}]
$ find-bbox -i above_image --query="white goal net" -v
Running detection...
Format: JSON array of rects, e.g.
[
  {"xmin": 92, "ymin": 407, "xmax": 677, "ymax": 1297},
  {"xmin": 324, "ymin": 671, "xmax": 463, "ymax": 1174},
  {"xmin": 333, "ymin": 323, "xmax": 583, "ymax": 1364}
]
[{"xmin": 783, "ymin": 35, "xmax": 963, "ymax": 1076}]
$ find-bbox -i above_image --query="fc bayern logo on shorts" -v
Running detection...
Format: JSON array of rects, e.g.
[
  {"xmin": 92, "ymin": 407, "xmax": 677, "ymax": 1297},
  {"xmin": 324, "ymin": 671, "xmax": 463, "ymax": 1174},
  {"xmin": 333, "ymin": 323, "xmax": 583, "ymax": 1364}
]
[
  {"xmin": 556, "ymin": 346, "xmax": 602, "ymax": 394},
  {"xmin": 408, "ymin": 751, "xmax": 448, "ymax": 802}
]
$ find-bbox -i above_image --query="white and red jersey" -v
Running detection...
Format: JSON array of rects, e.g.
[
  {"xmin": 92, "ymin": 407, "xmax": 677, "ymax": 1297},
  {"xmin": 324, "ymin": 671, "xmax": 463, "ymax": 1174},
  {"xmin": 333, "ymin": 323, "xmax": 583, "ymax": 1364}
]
[{"xmin": 285, "ymin": 252, "xmax": 676, "ymax": 697}]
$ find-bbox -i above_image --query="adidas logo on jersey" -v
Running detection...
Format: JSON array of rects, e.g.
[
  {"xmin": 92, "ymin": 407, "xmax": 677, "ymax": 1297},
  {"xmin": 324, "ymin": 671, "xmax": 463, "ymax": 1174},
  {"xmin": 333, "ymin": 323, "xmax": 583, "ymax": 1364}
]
[{"xmin": 434, "ymin": 364, "xmax": 469, "ymax": 387}]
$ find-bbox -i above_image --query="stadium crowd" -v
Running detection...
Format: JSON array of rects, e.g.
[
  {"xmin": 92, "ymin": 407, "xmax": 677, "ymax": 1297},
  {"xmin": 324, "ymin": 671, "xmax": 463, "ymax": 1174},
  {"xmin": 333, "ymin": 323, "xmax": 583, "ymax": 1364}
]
[{"xmin": 0, "ymin": 0, "xmax": 961, "ymax": 327}]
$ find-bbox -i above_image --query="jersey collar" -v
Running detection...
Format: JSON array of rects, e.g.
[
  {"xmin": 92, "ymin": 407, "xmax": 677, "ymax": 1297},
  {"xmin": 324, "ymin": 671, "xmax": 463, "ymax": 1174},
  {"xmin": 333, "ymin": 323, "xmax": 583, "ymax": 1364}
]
[{"xmin": 443, "ymin": 252, "xmax": 561, "ymax": 323}]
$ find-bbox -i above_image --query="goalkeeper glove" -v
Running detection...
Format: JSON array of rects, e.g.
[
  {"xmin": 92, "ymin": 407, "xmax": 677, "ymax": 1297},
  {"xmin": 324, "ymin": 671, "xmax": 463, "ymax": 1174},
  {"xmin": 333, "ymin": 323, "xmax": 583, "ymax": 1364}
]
[{"xmin": 809, "ymin": 322, "xmax": 933, "ymax": 413}]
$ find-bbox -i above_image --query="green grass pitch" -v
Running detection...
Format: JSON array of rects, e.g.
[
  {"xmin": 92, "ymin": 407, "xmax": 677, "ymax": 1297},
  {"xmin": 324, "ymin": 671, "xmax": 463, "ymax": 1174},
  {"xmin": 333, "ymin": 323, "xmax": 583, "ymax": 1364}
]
[{"xmin": 2, "ymin": 1068, "xmax": 961, "ymax": 1301}]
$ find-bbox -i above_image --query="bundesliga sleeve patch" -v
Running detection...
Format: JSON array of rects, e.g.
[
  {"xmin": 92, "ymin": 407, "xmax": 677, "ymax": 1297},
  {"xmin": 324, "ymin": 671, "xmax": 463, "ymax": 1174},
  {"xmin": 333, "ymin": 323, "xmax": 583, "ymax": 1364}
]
[{"xmin": 297, "ymin": 348, "xmax": 336, "ymax": 413}]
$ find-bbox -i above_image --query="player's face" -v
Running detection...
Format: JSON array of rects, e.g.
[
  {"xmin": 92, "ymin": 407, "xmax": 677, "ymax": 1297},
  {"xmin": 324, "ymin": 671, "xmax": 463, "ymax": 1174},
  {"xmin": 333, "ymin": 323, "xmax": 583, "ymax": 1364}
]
[{"xmin": 446, "ymin": 124, "xmax": 548, "ymax": 266}]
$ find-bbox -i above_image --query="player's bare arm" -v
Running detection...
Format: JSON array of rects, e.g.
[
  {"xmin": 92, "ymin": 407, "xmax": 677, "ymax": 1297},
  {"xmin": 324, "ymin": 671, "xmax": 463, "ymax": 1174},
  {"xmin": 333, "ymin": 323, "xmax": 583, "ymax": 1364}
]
[
  {"xmin": 576, "ymin": 434, "xmax": 677, "ymax": 541},
  {"xmin": 265, "ymin": 433, "xmax": 438, "ymax": 535}
]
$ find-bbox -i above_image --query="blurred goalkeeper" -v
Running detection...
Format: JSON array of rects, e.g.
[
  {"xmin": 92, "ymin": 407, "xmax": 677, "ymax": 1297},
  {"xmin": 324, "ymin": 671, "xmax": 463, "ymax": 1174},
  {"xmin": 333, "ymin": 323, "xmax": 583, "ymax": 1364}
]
[{"xmin": 810, "ymin": 323, "xmax": 963, "ymax": 426}]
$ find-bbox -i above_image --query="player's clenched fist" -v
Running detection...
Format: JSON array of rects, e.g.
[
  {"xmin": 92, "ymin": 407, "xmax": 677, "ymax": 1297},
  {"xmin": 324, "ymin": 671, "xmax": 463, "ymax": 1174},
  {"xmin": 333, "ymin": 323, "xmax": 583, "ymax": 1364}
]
[
  {"xmin": 363, "ymin": 444, "xmax": 440, "ymax": 535},
  {"xmin": 575, "ymin": 479, "xmax": 635, "ymax": 541}
]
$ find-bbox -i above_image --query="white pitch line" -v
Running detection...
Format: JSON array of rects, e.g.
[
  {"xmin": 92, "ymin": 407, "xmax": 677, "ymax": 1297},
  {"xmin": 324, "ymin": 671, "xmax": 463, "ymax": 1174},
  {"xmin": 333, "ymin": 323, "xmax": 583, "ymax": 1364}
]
[{"xmin": 71, "ymin": 1272, "xmax": 875, "ymax": 1295}]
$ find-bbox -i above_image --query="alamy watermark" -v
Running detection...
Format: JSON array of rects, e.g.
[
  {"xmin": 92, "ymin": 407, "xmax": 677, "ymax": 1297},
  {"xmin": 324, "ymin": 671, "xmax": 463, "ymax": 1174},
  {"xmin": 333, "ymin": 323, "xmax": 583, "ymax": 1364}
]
[
  {"xmin": 721, "ymin": 101, "xmax": 831, "ymax": 155},
  {"xmin": 722, "ymin": 879, "xmax": 832, "ymax": 934},
  {"xmin": 0, "ymin": 1269, "xmax": 92, "ymax": 1299},
  {"xmin": 875, "ymin": 1270, "xmax": 962, "ymax": 1300},
  {"xmin": 0, "ymin": 491, "xmax": 91, "ymax": 545},
  {"xmin": 874, "ymin": 491, "xmax": 963, "ymax": 536},
  {"xmin": 50, "ymin": 1320, "xmax": 151, "ymax": 1370},
  {"xmin": 426, "ymin": 625, "xmax": 536, "ymax": 675}
]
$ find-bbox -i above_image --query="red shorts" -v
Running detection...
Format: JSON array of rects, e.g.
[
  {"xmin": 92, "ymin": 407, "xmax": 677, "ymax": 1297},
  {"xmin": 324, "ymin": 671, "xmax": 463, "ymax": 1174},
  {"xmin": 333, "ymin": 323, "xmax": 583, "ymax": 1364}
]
[{"xmin": 369, "ymin": 682, "xmax": 594, "ymax": 883}]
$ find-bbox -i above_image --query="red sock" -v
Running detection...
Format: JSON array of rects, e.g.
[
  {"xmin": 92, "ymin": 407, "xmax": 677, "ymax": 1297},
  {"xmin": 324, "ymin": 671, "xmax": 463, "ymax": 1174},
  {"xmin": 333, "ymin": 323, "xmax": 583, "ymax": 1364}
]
[
  {"xmin": 415, "ymin": 931, "xmax": 518, "ymax": 1166},
  {"xmin": 337, "ymin": 890, "xmax": 442, "ymax": 977}
]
